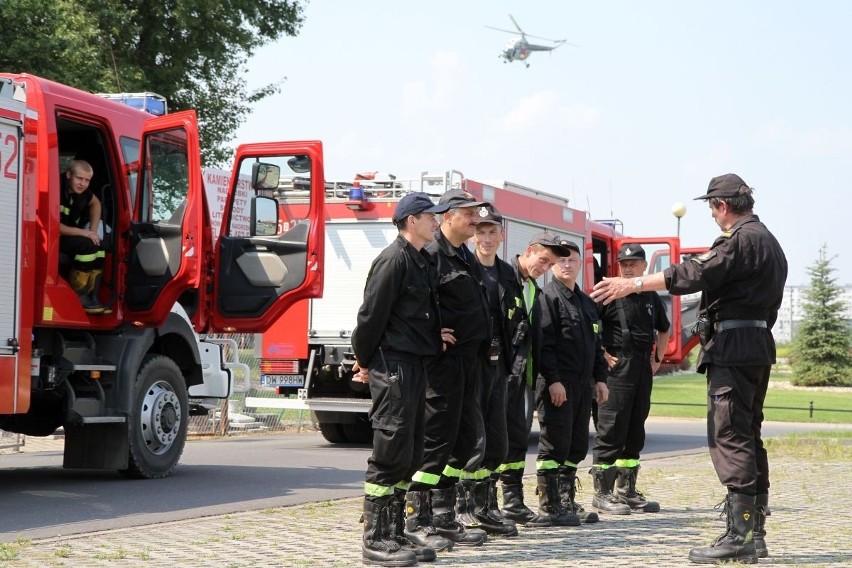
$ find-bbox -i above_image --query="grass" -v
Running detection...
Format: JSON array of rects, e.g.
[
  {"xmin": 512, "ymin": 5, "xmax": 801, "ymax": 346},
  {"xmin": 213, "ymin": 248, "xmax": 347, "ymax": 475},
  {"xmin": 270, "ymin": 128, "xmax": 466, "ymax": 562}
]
[{"xmin": 651, "ymin": 372, "xmax": 852, "ymax": 423}]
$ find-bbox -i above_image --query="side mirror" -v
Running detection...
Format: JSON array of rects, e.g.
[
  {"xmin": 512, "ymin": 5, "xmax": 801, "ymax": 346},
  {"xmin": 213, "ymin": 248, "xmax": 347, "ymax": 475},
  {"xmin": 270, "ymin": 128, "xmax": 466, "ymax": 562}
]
[
  {"xmin": 287, "ymin": 155, "xmax": 311, "ymax": 174},
  {"xmin": 251, "ymin": 196, "xmax": 279, "ymax": 237},
  {"xmin": 251, "ymin": 162, "xmax": 281, "ymax": 191}
]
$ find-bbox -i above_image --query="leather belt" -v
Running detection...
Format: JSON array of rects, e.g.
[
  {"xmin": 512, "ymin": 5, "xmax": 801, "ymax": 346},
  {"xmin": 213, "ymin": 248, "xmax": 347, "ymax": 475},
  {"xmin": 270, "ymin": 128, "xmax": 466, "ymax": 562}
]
[{"xmin": 714, "ymin": 319, "xmax": 767, "ymax": 332}]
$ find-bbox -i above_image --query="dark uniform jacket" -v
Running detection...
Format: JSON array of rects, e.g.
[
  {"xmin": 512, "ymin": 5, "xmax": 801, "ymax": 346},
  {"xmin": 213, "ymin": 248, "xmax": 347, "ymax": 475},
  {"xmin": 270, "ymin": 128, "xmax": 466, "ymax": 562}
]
[
  {"xmin": 424, "ymin": 229, "xmax": 490, "ymax": 356},
  {"xmin": 482, "ymin": 257, "xmax": 527, "ymax": 375},
  {"xmin": 540, "ymin": 279, "xmax": 608, "ymax": 388},
  {"xmin": 352, "ymin": 235, "xmax": 441, "ymax": 368},
  {"xmin": 509, "ymin": 255, "xmax": 544, "ymax": 385},
  {"xmin": 663, "ymin": 214, "xmax": 787, "ymax": 370},
  {"xmin": 598, "ymin": 292, "xmax": 670, "ymax": 354},
  {"xmin": 60, "ymin": 187, "xmax": 95, "ymax": 228}
]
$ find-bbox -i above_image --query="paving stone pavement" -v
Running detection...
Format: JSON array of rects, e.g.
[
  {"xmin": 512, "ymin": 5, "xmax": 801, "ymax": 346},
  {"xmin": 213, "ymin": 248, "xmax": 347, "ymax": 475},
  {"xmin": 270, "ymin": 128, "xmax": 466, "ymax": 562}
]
[{"xmin": 2, "ymin": 445, "xmax": 851, "ymax": 568}]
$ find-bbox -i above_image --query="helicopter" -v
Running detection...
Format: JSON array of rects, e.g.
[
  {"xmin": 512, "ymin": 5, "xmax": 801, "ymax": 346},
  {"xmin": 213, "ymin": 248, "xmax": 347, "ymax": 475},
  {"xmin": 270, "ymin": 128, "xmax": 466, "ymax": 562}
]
[{"xmin": 486, "ymin": 14, "xmax": 577, "ymax": 67}]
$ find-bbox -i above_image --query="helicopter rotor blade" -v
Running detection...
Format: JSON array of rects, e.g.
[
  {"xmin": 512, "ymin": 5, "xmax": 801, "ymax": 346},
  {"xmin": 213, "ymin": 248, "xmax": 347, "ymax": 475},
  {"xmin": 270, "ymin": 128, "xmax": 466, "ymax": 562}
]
[
  {"xmin": 485, "ymin": 25, "xmax": 522, "ymax": 35},
  {"xmin": 508, "ymin": 14, "xmax": 525, "ymax": 34}
]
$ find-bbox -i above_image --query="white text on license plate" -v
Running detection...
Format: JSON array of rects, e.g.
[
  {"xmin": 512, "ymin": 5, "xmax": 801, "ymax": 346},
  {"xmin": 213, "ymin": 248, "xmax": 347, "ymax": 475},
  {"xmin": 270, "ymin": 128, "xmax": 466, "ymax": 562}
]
[{"xmin": 261, "ymin": 374, "xmax": 305, "ymax": 387}]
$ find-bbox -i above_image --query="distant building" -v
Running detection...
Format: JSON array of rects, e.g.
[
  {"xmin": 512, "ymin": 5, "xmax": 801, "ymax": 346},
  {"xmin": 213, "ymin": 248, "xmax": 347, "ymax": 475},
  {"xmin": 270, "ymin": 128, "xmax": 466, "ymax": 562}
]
[{"xmin": 773, "ymin": 285, "xmax": 852, "ymax": 343}]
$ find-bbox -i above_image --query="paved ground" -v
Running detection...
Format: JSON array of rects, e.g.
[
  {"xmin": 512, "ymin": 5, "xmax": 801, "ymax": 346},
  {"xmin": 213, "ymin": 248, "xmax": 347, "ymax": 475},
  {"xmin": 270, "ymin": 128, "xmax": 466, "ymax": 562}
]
[{"xmin": 1, "ymin": 434, "xmax": 850, "ymax": 567}]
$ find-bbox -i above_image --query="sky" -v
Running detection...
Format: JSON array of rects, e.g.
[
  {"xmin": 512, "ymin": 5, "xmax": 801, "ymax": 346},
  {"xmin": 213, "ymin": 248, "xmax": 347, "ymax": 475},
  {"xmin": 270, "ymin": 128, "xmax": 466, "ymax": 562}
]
[{"xmin": 234, "ymin": 0, "xmax": 852, "ymax": 286}]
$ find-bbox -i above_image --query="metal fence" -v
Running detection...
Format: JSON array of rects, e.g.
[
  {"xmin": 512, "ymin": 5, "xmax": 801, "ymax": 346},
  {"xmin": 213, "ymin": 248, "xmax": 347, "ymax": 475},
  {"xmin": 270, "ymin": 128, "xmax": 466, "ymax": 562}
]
[
  {"xmin": 188, "ymin": 333, "xmax": 316, "ymax": 437},
  {"xmin": 652, "ymin": 401, "xmax": 852, "ymax": 420}
]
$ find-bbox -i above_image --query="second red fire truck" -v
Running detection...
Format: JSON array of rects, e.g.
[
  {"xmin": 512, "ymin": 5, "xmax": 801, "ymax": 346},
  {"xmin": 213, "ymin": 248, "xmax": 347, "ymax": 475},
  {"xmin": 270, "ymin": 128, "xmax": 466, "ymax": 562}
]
[{"xmin": 250, "ymin": 170, "xmax": 701, "ymax": 443}]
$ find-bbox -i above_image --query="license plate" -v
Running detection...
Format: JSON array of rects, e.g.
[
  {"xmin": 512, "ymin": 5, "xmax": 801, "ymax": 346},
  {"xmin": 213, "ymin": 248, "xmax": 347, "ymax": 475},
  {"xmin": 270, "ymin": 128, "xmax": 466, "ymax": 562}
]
[{"xmin": 260, "ymin": 374, "xmax": 305, "ymax": 387}]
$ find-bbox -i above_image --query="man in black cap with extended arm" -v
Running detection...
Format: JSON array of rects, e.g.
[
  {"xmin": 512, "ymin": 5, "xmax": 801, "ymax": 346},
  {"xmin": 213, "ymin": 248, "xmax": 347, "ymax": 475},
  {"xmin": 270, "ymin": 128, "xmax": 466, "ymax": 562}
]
[
  {"xmin": 352, "ymin": 192, "xmax": 451, "ymax": 566},
  {"xmin": 591, "ymin": 243, "xmax": 670, "ymax": 516},
  {"xmin": 591, "ymin": 174, "xmax": 787, "ymax": 564}
]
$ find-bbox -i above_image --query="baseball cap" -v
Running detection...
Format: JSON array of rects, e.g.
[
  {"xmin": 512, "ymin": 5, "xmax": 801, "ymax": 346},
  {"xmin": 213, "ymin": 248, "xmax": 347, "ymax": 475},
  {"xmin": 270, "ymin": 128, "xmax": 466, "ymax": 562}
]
[
  {"xmin": 475, "ymin": 205, "xmax": 503, "ymax": 225},
  {"xmin": 694, "ymin": 173, "xmax": 751, "ymax": 201},
  {"xmin": 438, "ymin": 189, "xmax": 489, "ymax": 209},
  {"xmin": 558, "ymin": 239, "xmax": 581, "ymax": 256},
  {"xmin": 617, "ymin": 243, "xmax": 646, "ymax": 261},
  {"xmin": 529, "ymin": 232, "xmax": 572, "ymax": 257},
  {"xmin": 392, "ymin": 192, "xmax": 450, "ymax": 224}
]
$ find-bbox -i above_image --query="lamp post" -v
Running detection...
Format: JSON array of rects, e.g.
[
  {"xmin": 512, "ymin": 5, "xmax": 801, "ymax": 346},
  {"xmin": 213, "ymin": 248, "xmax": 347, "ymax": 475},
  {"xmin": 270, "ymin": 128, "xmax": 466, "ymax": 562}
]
[{"xmin": 672, "ymin": 202, "xmax": 687, "ymax": 239}]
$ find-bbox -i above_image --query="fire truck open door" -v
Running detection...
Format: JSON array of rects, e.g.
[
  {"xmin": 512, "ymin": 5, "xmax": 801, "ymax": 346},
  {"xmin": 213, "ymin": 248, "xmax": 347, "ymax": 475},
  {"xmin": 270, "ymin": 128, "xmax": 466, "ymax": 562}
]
[
  {"xmin": 211, "ymin": 142, "xmax": 325, "ymax": 333},
  {"xmin": 0, "ymin": 80, "xmax": 25, "ymax": 413},
  {"xmin": 613, "ymin": 237, "xmax": 696, "ymax": 363},
  {"xmin": 124, "ymin": 111, "xmax": 203, "ymax": 324}
]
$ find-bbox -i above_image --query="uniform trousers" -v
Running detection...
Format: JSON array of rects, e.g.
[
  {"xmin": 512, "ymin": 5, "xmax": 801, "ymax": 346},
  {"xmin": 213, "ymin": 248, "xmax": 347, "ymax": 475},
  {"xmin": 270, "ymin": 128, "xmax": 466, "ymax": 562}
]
[
  {"xmin": 536, "ymin": 380, "xmax": 592, "ymax": 468},
  {"xmin": 593, "ymin": 351, "xmax": 652, "ymax": 464},
  {"xmin": 365, "ymin": 356, "xmax": 427, "ymax": 491},
  {"xmin": 60, "ymin": 235, "xmax": 105, "ymax": 271},
  {"xmin": 411, "ymin": 350, "xmax": 484, "ymax": 489},
  {"xmin": 706, "ymin": 364, "xmax": 771, "ymax": 495},
  {"xmin": 464, "ymin": 353, "xmax": 508, "ymax": 473}
]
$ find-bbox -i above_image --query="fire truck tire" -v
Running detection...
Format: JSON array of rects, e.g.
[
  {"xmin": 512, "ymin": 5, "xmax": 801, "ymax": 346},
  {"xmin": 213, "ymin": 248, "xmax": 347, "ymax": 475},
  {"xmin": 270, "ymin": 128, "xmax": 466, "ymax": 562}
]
[
  {"xmin": 342, "ymin": 414, "xmax": 373, "ymax": 445},
  {"xmin": 121, "ymin": 355, "xmax": 188, "ymax": 479},
  {"xmin": 318, "ymin": 422, "xmax": 349, "ymax": 444}
]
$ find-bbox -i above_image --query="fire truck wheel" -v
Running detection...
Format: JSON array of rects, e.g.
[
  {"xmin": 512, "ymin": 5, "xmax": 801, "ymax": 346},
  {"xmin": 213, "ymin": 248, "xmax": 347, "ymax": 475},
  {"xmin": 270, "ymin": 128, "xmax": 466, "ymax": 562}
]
[
  {"xmin": 318, "ymin": 422, "xmax": 348, "ymax": 444},
  {"xmin": 342, "ymin": 414, "xmax": 373, "ymax": 445},
  {"xmin": 121, "ymin": 355, "xmax": 189, "ymax": 479}
]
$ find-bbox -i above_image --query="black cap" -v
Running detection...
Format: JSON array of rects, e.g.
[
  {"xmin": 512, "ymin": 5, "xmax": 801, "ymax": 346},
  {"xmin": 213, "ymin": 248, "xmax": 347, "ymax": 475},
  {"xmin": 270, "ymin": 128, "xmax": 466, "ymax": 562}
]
[
  {"xmin": 694, "ymin": 173, "xmax": 751, "ymax": 201},
  {"xmin": 392, "ymin": 192, "xmax": 450, "ymax": 224},
  {"xmin": 475, "ymin": 205, "xmax": 503, "ymax": 225},
  {"xmin": 529, "ymin": 232, "xmax": 572, "ymax": 257},
  {"xmin": 617, "ymin": 243, "xmax": 646, "ymax": 261},
  {"xmin": 438, "ymin": 189, "xmax": 489, "ymax": 209},
  {"xmin": 558, "ymin": 239, "xmax": 581, "ymax": 256}
]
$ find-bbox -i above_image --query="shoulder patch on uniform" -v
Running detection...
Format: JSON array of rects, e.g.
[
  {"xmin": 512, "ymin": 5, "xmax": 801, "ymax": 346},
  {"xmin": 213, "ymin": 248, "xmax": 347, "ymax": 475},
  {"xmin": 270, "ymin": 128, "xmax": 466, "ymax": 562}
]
[{"xmin": 694, "ymin": 250, "xmax": 717, "ymax": 264}]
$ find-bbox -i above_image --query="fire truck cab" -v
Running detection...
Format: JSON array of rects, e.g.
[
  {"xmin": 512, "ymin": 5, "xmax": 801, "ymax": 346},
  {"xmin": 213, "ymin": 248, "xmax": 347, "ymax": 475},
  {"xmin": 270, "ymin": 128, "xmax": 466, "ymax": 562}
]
[
  {"xmin": 0, "ymin": 73, "xmax": 325, "ymax": 477},
  {"xmin": 251, "ymin": 170, "xmax": 699, "ymax": 444}
]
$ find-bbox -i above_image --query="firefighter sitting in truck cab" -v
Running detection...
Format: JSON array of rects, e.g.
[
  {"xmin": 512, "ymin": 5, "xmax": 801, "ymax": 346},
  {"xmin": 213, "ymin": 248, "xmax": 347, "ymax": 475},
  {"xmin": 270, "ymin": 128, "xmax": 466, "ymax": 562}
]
[{"xmin": 59, "ymin": 159, "xmax": 109, "ymax": 315}]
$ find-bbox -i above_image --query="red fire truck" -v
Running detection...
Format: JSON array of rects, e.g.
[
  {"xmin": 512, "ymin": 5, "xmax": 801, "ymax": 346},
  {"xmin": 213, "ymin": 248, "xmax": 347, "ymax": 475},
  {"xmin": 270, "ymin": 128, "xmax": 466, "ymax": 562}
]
[
  {"xmin": 250, "ymin": 171, "xmax": 700, "ymax": 444},
  {"xmin": 0, "ymin": 73, "xmax": 326, "ymax": 477}
]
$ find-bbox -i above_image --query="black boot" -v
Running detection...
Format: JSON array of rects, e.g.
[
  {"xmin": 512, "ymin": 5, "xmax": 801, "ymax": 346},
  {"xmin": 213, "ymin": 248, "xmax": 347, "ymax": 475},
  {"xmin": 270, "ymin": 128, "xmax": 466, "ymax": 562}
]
[
  {"xmin": 499, "ymin": 470, "xmax": 553, "ymax": 527},
  {"xmin": 455, "ymin": 480, "xmax": 479, "ymax": 528},
  {"xmin": 430, "ymin": 487, "xmax": 487, "ymax": 546},
  {"xmin": 403, "ymin": 491, "xmax": 452, "ymax": 552},
  {"xmin": 754, "ymin": 493, "xmax": 768, "ymax": 558},
  {"xmin": 590, "ymin": 466, "xmax": 631, "ymax": 515},
  {"xmin": 559, "ymin": 467, "xmax": 598, "ymax": 523},
  {"xmin": 361, "ymin": 497, "xmax": 418, "ymax": 566},
  {"xmin": 389, "ymin": 494, "xmax": 435, "ymax": 562},
  {"xmin": 615, "ymin": 465, "xmax": 660, "ymax": 513},
  {"xmin": 471, "ymin": 477, "xmax": 518, "ymax": 536},
  {"xmin": 86, "ymin": 269, "xmax": 112, "ymax": 315},
  {"xmin": 536, "ymin": 471, "xmax": 580, "ymax": 527},
  {"xmin": 69, "ymin": 269, "xmax": 105, "ymax": 315},
  {"xmin": 688, "ymin": 492, "xmax": 758, "ymax": 564}
]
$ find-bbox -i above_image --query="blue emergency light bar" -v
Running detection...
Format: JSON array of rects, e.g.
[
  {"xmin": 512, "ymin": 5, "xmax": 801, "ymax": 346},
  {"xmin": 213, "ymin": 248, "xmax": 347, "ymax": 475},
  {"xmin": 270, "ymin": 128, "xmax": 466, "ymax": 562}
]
[{"xmin": 97, "ymin": 92, "xmax": 168, "ymax": 116}]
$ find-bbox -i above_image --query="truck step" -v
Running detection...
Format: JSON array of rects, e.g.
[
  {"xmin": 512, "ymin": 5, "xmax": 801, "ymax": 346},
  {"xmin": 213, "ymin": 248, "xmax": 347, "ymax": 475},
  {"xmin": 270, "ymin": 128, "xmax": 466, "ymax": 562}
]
[{"xmin": 80, "ymin": 416, "xmax": 126, "ymax": 424}]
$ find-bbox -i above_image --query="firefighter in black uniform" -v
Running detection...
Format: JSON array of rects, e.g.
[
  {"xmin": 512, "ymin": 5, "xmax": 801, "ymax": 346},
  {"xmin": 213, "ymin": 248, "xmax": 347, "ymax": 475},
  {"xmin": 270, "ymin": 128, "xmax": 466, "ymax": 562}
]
[
  {"xmin": 59, "ymin": 159, "xmax": 108, "ymax": 314},
  {"xmin": 591, "ymin": 243, "xmax": 670, "ymax": 515},
  {"xmin": 352, "ymin": 192, "xmax": 451, "ymax": 566},
  {"xmin": 457, "ymin": 206, "xmax": 518, "ymax": 537},
  {"xmin": 538, "ymin": 239, "xmax": 609, "ymax": 526},
  {"xmin": 497, "ymin": 233, "xmax": 569, "ymax": 528},
  {"xmin": 407, "ymin": 189, "xmax": 490, "ymax": 547},
  {"xmin": 592, "ymin": 174, "xmax": 787, "ymax": 564}
]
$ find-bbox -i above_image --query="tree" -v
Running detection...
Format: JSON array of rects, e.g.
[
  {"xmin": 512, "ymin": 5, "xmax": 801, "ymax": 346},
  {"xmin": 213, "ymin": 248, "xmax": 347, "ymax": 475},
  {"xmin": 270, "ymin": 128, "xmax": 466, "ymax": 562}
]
[
  {"xmin": 0, "ymin": 0, "xmax": 304, "ymax": 166},
  {"xmin": 791, "ymin": 245, "xmax": 852, "ymax": 386}
]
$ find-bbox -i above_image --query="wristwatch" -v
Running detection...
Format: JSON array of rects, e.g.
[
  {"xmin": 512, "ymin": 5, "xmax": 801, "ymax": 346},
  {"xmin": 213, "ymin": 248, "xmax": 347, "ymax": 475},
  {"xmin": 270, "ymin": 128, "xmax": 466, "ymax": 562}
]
[{"xmin": 633, "ymin": 277, "xmax": 643, "ymax": 292}]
